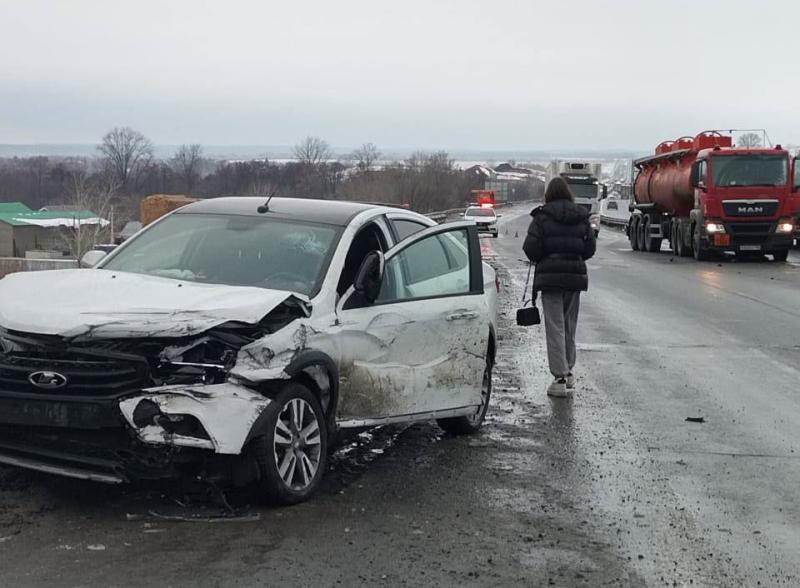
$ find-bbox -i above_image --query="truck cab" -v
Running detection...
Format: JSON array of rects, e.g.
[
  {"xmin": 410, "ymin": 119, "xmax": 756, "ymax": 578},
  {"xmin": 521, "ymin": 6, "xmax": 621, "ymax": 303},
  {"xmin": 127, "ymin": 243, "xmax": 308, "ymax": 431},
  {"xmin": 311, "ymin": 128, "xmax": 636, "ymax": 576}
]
[
  {"xmin": 547, "ymin": 160, "xmax": 603, "ymax": 235},
  {"xmin": 691, "ymin": 146, "xmax": 794, "ymax": 259}
]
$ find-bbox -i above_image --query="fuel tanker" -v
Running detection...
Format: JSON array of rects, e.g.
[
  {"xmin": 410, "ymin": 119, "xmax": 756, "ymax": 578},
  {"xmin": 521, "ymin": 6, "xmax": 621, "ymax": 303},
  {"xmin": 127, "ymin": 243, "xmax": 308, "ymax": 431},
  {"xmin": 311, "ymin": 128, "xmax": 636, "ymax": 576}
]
[{"xmin": 627, "ymin": 130, "xmax": 800, "ymax": 261}]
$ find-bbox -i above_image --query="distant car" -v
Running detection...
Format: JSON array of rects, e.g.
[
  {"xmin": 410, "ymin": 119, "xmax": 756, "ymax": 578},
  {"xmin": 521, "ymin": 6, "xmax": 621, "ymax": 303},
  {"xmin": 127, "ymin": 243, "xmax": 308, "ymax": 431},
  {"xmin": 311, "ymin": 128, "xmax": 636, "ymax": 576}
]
[
  {"xmin": 0, "ymin": 197, "xmax": 498, "ymax": 504},
  {"xmin": 464, "ymin": 206, "xmax": 498, "ymax": 238}
]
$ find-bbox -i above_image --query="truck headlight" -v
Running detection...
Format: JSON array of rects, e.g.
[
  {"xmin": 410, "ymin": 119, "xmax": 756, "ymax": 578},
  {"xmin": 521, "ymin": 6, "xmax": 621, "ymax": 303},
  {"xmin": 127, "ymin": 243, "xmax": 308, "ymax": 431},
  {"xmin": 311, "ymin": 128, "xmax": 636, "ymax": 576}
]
[
  {"xmin": 589, "ymin": 214, "xmax": 600, "ymax": 230},
  {"xmin": 705, "ymin": 221, "xmax": 726, "ymax": 234},
  {"xmin": 776, "ymin": 219, "xmax": 794, "ymax": 234}
]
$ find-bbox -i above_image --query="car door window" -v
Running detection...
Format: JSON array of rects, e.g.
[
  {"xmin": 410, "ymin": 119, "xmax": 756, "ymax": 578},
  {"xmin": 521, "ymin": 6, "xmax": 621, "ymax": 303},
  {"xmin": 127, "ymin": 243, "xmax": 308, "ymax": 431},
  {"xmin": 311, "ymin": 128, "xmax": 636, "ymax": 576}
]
[
  {"xmin": 391, "ymin": 219, "xmax": 427, "ymax": 242},
  {"xmin": 377, "ymin": 228, "xmax": 472, "ymax": 303}
]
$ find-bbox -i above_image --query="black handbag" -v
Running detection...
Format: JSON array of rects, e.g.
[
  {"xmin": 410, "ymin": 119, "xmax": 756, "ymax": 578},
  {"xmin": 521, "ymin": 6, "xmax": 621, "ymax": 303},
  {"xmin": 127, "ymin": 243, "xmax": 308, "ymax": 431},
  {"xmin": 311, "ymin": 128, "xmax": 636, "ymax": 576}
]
[{"xmin": 516, "ymin": 262, "xmax": 541, "ymax": 326}]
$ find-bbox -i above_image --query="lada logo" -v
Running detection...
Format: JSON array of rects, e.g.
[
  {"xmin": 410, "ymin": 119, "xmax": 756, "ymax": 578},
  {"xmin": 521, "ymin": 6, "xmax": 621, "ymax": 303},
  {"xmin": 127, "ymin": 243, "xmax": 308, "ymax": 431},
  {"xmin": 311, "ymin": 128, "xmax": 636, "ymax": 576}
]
[{"xmin": 28, "ymin": 371, "xmax": 68, "ymax": 390}]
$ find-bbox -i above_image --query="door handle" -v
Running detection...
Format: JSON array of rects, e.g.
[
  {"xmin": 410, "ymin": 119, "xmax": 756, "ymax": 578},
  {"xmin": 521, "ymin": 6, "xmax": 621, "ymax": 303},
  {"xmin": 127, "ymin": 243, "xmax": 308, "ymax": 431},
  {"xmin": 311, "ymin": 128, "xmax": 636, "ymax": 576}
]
[{"xmin": 446, "ymin": 311, "xmax": 480, "ymax": 321}]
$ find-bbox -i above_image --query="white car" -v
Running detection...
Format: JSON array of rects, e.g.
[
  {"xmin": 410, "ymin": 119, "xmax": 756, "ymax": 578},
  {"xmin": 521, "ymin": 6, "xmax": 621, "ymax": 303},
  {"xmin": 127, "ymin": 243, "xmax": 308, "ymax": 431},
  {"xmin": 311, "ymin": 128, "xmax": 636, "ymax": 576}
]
[
  {"xmin": 463, "ymin": 206, "xmax": 499, "ymax": 238},
  {"xmin": 0, "ymin": 197, "xmax": 498, "ymax": 504}
]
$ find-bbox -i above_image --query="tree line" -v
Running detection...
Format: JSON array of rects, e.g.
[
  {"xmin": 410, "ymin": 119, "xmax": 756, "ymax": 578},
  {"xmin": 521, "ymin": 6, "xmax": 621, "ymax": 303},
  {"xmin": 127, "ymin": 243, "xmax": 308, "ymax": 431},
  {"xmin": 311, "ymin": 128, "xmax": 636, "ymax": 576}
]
[{"xmin": 0, "ymin": 127, "xmax": 539, "ymax": 223}]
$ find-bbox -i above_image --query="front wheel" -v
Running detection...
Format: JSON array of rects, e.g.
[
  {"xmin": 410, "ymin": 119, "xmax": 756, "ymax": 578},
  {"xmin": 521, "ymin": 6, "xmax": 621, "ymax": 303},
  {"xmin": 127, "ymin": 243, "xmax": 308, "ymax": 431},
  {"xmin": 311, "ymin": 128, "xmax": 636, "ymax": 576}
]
[
  {"xmin": 249, "ymin": 382, "xmax": 328, "ymax": 505},
  {"xmin": 773, "ymin": 249, "xmax": 789, "ymax": 262},
  {"xmin": 438, "ymin": 359, "xmax": 492, "ymax": 435}
]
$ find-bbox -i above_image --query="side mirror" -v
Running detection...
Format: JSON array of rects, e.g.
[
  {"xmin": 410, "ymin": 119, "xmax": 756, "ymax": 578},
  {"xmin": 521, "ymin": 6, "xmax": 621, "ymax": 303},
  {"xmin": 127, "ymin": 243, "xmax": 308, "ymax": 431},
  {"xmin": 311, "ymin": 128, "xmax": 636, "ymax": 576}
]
[
  {"xmin": 353, "ymin": 250, "xmax": 385, "ymax": 305},
  {"xmin": 80, "ymin": 250, "xmax": 108, "ymax": 268},
  {"xmin": 601, "ymin": 185, "xmax": 608, "ymax": 199}
]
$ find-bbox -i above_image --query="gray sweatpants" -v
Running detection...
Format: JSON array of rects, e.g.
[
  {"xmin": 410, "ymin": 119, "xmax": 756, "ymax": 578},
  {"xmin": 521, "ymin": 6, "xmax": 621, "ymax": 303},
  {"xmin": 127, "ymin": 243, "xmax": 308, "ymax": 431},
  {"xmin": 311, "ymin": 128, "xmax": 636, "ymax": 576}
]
[{"xmin": 540, "ymin": 290, "xmax": 581, "ymax": 378}]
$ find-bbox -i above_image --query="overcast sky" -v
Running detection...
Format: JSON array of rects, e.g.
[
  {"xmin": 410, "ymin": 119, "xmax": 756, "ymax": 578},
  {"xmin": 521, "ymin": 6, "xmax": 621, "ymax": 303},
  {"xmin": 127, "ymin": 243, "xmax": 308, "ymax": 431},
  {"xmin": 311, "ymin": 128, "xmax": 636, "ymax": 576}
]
[{"xmin": 0, "ymin": 0, "xmax": 797, "ymax": 150}]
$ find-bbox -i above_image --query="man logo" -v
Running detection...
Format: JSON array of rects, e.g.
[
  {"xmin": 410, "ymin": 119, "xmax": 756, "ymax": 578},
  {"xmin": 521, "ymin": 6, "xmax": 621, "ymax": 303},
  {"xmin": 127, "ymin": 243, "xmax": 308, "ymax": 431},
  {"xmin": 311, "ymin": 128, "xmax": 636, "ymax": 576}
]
[
  {"xmin": 28, "ymin": 371, "xmax": 68, "ymax": 390},
  {"xmin": 738, "ymin": 206, "xmax": 764, "ymax": 214}
]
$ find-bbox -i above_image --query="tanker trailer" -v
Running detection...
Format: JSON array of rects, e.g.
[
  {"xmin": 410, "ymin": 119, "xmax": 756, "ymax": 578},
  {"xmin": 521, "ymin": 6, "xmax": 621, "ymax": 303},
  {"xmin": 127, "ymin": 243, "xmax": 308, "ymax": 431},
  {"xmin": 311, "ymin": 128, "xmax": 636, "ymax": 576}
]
[{"xmin": 627, "ymin": 131, "xmax": 796, "ymax": 261}]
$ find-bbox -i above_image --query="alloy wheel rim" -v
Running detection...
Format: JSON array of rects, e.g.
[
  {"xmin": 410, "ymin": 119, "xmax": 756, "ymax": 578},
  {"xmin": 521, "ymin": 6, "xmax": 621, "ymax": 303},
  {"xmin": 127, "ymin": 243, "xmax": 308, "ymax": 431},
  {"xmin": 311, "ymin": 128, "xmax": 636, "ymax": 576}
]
[{"xmin": 273, "ymin": 398, "xmax": 322, "ymax": 490}]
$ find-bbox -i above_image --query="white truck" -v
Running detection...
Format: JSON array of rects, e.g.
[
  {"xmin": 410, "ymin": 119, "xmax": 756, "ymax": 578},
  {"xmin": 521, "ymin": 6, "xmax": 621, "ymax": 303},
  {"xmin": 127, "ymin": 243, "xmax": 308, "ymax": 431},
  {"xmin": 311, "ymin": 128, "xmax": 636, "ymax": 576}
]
[{"xmin": 546, "ymin": 160, "xmax": 604, "ymax": 235}]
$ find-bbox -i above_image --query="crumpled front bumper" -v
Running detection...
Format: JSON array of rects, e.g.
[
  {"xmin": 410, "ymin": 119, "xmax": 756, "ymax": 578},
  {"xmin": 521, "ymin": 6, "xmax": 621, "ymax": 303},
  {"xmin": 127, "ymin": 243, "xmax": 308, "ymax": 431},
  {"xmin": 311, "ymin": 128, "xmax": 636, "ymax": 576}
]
[{"xmin": 118, "ymin": 382, "xmax": 272, "ymax": 455}]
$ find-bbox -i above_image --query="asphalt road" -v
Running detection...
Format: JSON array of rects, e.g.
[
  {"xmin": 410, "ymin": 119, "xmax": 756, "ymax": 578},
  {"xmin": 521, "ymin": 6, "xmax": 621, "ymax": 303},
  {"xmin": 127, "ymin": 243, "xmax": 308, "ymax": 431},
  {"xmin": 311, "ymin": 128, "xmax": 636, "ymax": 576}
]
[{"xmin": 1, "ymin": 207, "xmax": 799, "ymax": 586}]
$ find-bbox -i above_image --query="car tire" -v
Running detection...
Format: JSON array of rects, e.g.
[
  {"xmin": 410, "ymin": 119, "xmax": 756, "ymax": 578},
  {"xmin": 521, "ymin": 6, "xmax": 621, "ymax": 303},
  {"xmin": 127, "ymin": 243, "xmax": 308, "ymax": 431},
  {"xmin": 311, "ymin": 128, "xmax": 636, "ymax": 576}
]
[
  {"xmin": 438, "ymin": 358, "xmax": 492, "ymax": 435},
  {"xmin": 773, "ymin": 249, "xmax": 789, "ymax": 262},
  {"xmin": 249, "ymin": 382, "xmax": 328, "ymax": 505}
]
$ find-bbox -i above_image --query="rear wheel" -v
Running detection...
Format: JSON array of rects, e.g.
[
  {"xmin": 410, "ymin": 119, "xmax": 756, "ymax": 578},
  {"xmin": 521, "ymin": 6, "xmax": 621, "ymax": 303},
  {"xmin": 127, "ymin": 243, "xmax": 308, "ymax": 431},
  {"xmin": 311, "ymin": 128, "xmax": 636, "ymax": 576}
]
[
  {"xmin": 773, "ymin": 249, "xmax": 789, "ymax": 262},
  {"xmin": 250, "ymin": 382, "xmax": 328, "ymax": 505},
  {"xmin": 676, "ymin": 223, "xmax": 690, "ymax": 257},
  {"xmin": 642, "ymin": 216, "xmax": 662, "ymax": 253},
  {"xmin": 629, "ymin": 217, "xmax": 640, "ymax": 251},
  {"xmin": 438, "ymin": 358, "xmax": 492, "ymax": 435},
  {"xmin": 670, "ymin": 222, "xmax": 678, "ymax": 253}
]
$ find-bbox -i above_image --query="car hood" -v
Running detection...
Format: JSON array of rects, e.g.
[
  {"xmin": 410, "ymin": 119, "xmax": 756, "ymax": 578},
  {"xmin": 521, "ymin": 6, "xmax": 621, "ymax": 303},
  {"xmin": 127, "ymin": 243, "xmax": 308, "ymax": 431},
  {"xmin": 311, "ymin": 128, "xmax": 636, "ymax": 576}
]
[{"xmin": 0, "ymin": 269, "xmax": 308, "ymax": 340}]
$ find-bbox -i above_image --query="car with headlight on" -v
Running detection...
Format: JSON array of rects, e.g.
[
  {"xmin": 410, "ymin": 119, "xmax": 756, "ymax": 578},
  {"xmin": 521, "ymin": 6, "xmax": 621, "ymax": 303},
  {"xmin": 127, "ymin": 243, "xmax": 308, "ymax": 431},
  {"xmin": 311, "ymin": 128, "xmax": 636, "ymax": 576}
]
[
  {"xmin": 0, "ymin": 197, "xmax": 498, "ymax": 504},
  {"xmin": 463, "ymin": 206, "xmax": 498, "ymax": 238}
]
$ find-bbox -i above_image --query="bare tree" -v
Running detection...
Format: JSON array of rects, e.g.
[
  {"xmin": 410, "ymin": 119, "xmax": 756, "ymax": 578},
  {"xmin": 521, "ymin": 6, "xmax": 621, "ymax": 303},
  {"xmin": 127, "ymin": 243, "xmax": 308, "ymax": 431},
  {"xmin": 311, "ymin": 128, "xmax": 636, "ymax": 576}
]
[
  {"xmin": 293, "ymin": 136, "xmax": 332, "ymax": 166},
  {"xmin": 98, "ymin": 127, "xmax": 154, "ymax": 193},
  {"xmin": 351, "ymin": 142, "xmax": 381, "ymax": 172},
  {"xmin": 171, "ymin": 144, "xmax": 203, "ymax": 193},
  {"xmin": 59, "ymin": 168, "xmax": 118, "ymax": 259},
  {"xmin": 738, "ymin": 132, "xmax": 763, "ymax": 148}
]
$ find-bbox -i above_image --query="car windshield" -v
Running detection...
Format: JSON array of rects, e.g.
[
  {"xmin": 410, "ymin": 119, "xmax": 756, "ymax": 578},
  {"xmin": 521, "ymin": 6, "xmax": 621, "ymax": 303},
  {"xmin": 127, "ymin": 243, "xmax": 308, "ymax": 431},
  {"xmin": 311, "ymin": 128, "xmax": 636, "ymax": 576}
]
[
  {"xmin": 711, "ymin": 154, "xmax": 789, "ymax": 187},
  {"xmin": 465, "ymin": 207, "xmax": 495, "ymax": 217},
  {"xmin": 102, "ymin": 213, "xmax": 340, "ymax": 296}
]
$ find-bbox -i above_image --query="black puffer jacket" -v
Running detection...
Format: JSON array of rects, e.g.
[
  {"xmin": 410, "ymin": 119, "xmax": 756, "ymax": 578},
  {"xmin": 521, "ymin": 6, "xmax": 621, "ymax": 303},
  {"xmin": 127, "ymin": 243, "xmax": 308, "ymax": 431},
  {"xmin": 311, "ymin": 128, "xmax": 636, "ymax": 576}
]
[{"xmin": 522, "ymin": 200, "xmax": 596, "ymax": 292}]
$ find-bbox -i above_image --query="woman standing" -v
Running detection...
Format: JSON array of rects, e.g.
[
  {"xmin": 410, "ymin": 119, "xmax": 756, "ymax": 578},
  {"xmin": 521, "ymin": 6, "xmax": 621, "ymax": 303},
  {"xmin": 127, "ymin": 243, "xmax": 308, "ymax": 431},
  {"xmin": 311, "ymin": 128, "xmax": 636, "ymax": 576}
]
[{"xmin": 523, "ymin": 177, "xmax": 596, "ymax": 397}]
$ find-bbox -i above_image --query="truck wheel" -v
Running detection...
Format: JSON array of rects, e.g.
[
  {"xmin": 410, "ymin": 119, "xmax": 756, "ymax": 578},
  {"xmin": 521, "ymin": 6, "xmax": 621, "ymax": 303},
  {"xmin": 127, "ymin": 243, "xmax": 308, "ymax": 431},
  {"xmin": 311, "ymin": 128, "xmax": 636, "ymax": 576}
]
[
  {"xmin": 249, "ymin": 382, "xmax": 328, "ymax": 505},
  {"xmin": 670, "ymin": 223, "xmax": 678, "ymax": 253},
  {"xmin": 675, "ymin": 225, "xmax": 687, "ymax": 257},
  {"xmin": 692, "ymin": 225, "xmax": 711, "ymax": 261},
  {"xmin": 643, "ymin": 217, "xmax": 662, "ymax": 253},
  {"xmin": 629, "ymin": 218, "xmax": 640, "ymax": 251},
  {"xmin": 773, "ymin": 249, "xmax": 789, "ymax": 262}
]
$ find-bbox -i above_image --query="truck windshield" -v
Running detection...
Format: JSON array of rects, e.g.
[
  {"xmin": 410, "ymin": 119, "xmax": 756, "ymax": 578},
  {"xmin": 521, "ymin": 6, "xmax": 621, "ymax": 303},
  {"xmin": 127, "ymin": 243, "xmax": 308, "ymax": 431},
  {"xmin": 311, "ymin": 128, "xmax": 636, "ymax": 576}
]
[
  {"xmin": 568, "ymin": 183, "xmax": 598, "ymax": 200},
  {"xmin": 711, "ymin": 154, "xmax": 788, "ymax": 187},
  {"xmin": 102, "ymin": 213, "xmax": 340, "ymax": 296}
]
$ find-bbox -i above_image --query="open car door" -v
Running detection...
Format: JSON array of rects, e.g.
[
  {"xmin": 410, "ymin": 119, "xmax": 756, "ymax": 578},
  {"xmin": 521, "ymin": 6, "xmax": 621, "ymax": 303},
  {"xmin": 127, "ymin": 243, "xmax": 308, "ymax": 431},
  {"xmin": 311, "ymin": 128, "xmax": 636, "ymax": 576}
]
[{"xmin": 335, "ymin": 222, "xmax": 489, "ymax": 426}]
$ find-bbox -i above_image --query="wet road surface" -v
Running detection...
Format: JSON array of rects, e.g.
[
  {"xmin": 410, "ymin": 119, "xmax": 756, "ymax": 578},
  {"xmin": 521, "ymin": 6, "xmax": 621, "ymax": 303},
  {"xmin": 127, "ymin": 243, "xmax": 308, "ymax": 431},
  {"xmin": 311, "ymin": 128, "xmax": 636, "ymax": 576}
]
[{"xmin": 1, "ymin": 207, "xmax": 799, "ymax": 586}]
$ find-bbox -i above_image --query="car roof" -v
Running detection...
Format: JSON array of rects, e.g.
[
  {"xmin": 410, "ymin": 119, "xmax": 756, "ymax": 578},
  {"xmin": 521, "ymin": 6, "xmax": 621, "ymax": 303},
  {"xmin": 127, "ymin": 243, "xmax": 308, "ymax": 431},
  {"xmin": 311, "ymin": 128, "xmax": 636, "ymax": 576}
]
[{"xmin": 176, "ymin": 196, "xmax": 384, "ymax": 226}]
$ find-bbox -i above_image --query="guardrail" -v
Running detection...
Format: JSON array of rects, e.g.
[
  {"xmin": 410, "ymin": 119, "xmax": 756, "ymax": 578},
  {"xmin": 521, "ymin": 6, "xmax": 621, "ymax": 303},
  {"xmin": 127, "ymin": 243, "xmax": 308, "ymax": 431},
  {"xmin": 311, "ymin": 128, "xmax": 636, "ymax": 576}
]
[{"xmin": 0, "ymin": 257, "xmax": 78, "ymax": 279}]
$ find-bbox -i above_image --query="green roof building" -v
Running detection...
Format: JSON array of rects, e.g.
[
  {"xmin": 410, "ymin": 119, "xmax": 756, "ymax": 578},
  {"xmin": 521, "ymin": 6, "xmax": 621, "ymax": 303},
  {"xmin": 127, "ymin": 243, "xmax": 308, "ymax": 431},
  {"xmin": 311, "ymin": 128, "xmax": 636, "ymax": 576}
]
[{"xmin": 0, "ymin": 201, "xmax": 108, "ymax": 257}]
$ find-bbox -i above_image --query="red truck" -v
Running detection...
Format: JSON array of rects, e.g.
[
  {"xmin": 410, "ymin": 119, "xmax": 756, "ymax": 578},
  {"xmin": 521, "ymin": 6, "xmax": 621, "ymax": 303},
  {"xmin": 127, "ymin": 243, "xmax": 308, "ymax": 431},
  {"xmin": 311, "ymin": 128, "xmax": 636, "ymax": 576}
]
[{"xmin": 628, "ymin": 131, "xmax": 800, "ymax": 261}]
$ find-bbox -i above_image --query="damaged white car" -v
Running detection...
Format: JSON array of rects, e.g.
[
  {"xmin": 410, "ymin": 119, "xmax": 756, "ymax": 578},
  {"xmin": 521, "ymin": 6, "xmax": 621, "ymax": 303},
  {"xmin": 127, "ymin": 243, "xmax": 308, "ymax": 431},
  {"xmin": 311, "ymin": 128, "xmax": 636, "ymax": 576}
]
[{"xmin": 0, "ymin": 197, "xmax": 498, "ymax": 503}]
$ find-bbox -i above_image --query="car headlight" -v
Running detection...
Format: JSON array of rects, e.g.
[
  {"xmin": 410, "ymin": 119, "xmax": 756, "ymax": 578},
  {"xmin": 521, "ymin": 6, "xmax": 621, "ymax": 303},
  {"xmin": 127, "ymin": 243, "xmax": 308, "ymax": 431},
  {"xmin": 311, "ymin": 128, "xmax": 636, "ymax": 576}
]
[
  {"xmin": 590, "ymin": 214, "xmax": 600, "ymax": 230},
  {"xmin": 705, "ymin": 221, "xmax": 726, "ymax": 234},
  {"xmin": 776, "ymin": 218, "xmax": 795, "ymax": 234}
]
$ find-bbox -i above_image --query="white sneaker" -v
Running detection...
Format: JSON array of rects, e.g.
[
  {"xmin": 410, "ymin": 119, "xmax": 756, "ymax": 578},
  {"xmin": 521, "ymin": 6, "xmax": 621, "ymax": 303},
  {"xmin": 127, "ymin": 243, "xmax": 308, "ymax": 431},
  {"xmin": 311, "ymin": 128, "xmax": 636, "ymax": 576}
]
[
  {"xmin": 547, "ymin": 378, "xmax": 569, "ymax": 398},
  {"xmin": 566, "ymin": 373, "xmax": 575, "ymax": 390}
]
